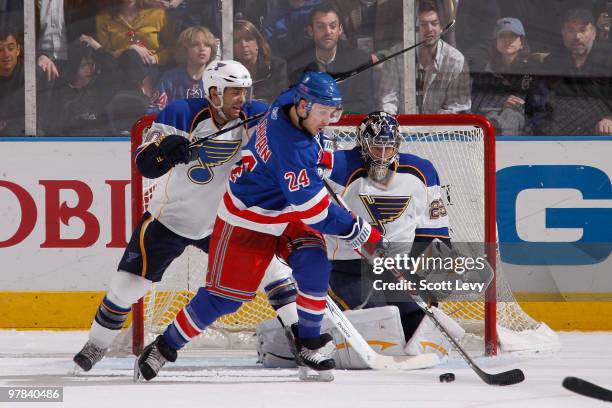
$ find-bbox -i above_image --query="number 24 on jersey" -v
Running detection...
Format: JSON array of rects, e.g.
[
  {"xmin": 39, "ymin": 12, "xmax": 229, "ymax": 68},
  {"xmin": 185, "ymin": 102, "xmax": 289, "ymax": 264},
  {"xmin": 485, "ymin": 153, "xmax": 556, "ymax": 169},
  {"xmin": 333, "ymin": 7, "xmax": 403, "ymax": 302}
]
[{"xmin": 284, "ymin": 169, "xmax": 310, "ymax": 192}]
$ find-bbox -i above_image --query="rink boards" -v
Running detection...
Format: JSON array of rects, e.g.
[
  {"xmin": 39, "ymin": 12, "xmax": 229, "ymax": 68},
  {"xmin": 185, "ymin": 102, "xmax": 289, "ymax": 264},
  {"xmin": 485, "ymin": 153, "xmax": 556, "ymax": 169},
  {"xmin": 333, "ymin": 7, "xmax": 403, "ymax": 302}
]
[{"xmin": 1, "ymin": 136, "xmax": 612, "ymax": 330}]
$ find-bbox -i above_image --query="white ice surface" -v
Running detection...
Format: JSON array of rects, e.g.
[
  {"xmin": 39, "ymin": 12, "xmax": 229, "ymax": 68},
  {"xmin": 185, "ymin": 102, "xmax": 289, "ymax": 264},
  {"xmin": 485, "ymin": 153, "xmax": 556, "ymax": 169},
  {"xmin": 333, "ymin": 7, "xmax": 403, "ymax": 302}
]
[{"xmin": 0, "ymin": 330, "xmax": 611, "ymax": 408}]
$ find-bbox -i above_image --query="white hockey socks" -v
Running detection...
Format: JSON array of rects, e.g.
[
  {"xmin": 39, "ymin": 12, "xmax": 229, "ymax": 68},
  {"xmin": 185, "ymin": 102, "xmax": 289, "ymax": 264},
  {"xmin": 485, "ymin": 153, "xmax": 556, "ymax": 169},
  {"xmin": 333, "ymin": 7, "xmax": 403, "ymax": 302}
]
[{"xmin": 89, "ymin": 271, "xmax": 151, "ymax": 348}]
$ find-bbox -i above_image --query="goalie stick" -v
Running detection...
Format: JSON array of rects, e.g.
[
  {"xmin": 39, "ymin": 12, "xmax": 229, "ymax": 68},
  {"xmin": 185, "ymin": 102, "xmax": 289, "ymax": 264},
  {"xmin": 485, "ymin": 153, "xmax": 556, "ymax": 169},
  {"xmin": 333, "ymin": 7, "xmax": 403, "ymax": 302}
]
[
  {"xmin": 563, "ymin": 376, "xmax": 612, "ymax": 402},
  {"xmin": 322, "ymin": 179, "xmax": 525, "ymax": 386}
]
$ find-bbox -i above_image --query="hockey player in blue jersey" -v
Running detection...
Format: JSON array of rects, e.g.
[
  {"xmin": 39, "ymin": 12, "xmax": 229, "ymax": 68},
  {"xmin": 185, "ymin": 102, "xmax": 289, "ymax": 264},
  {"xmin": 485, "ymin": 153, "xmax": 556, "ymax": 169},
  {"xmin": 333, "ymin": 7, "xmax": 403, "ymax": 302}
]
[
  {"xmin": 135, "ymin": 72, "xmax": 386, "ymax": 381},
  {"xmin": 73, "ymin": 60, "xmax": 299, "ymax": 372}
]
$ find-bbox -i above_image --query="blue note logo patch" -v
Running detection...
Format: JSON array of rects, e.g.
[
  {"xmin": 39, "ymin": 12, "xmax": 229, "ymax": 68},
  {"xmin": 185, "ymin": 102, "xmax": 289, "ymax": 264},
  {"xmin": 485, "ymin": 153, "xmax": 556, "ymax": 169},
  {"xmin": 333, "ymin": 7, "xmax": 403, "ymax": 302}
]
[
  {"xmin": 359, "ymin": 195, "xmax": 411, "ymax": 234},
  {"xmin": 188, "ymin": 139, "xmax": 242, "ymax": 184}
]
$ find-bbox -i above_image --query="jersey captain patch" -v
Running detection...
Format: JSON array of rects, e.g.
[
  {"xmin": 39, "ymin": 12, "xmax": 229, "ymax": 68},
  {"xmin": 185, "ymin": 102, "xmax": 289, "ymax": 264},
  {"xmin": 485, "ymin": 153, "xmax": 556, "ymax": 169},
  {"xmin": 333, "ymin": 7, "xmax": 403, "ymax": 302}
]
[
  {"xmin": 359, "ymin": 195, "xmax": 411, "ymax": 234},
  {"xmin": 188, "ymin": 139, "xmax": 242, "ymax": 184}
]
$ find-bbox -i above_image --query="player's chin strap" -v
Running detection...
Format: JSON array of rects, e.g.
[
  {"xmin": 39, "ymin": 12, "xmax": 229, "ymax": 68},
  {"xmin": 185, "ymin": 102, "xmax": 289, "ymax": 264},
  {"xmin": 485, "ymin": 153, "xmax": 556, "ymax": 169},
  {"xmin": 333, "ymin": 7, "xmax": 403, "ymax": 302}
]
[
  {"xmin": 321, "ymin": 178, "xmax": 526, "ymax": 386},
  {"xmin": 207, "ymin": 96, "xmax": 228, "ymax": 123}
]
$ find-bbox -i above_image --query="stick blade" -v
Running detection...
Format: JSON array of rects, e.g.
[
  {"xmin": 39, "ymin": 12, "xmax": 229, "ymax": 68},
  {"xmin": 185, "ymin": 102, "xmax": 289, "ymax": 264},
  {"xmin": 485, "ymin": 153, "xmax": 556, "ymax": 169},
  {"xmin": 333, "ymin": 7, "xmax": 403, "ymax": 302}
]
[
  {"xmin": 487, "ymin": 368, "xmax": 525, "ymax": 386},
  {"xmin": 563, "ymin": 376, "xmax": 612, "ymax": 402}
]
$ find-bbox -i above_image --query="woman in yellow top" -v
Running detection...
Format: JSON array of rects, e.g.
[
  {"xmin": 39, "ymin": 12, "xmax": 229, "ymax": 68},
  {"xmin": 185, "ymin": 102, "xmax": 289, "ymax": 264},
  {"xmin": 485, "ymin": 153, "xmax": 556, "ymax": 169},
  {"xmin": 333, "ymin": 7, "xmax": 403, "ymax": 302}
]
[{"xmin": 96, "ymin": 0, "xmax": 175, "ymax": 95}]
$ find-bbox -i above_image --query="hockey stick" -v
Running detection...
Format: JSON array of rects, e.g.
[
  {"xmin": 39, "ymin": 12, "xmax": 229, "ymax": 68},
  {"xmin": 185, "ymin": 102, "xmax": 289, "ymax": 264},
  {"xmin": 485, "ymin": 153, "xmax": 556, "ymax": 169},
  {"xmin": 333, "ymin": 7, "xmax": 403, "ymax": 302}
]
[
  {"xmin": 563, "ymin": 376, "xmax": 612, "ymax": 402},
  {"xmin": 324, "ymin": 294, "xmax": 440, "ymax": 370},
  {"xmin": 334, "ymin": 19, "xmax": 456, "ymax": 83},
  {"xmin": 322, "ymin": 179, "xmax": 525, "ymax": 386}
]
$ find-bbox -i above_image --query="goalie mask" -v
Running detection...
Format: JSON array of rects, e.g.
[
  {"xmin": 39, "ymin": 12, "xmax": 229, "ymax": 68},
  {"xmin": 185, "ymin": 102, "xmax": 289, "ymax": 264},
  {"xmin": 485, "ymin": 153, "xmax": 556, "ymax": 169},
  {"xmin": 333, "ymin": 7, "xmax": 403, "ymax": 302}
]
[{"xmin": 357, "ymin": 111, "xmax": 401, "ymax": 183}]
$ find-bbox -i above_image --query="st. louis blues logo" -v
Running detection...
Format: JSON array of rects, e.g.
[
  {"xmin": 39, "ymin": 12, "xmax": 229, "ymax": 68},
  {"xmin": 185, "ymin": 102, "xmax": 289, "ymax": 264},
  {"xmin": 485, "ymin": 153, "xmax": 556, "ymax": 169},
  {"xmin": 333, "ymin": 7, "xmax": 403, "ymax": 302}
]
[
  {"xmin": 359, "ymin": 195, "xmax": 411, "ymax": 234},
  {"xmin": 187, "ymin": 139, "xmax": 241, "ymax": 184}
]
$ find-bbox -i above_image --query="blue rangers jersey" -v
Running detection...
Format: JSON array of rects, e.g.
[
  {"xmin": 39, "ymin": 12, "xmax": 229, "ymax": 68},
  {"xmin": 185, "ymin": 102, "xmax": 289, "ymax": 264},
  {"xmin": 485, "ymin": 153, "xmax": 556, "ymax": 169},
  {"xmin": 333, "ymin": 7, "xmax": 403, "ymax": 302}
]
[
  {"xmin": 218, "ymin": 89, "xmax": 355, "ymax": 237},
  {"xmin": 147, "ymin": 67, "xmax": 206, "ymax": 114},
  {"xmin": 136, "ymin": 97, "xmax": 268, "ymax": 239},
  {"xmin": 326, "ymin": 148, "xmax": 450, "ymax": 260}
]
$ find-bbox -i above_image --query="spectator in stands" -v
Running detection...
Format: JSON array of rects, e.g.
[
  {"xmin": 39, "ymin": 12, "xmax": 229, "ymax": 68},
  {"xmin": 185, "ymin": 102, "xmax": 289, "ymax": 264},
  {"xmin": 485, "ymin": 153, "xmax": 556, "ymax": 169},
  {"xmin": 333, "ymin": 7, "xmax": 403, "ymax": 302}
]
[
  {"xmin": 147, "ymin": 25, "xmax": 216, "ymax": 114},
  {"xmin": 470, "ymin": 18, "xmax": 545, "ymax": 135},
  {"xmin": 96, "ymin": 0, "xmax": 175, "ymax": 97},
  {"xmin": 263, "ymin": 0, "xmax": 322, "ymax": 65},
  {"xmin": 594, "ymin": 0, "xmax": 612, "ymax": 42},
  {"xmin": 378, "ymin": 0, "xmax": 470, "ymax": 114},
  {"xmin": 333, "ymin": 0, "xmax": 403, "ymax": 59},
  {"xmin": 233, "ymin": 19, "xmax": 288, "ymax": 104},
  {"xmin": 536, "ymin": 8, "xmax": 612, "ymax": 135},
  {"xmin": 0, "ymin": 26, "xmax": 24, "ymax": 136},
  {"xmin": 454, "ymin": 0, "xmax": 501, "ymax": 72},
  {"xmin": 36, "ymin": 0, "xmax": 99, "ymax": 83},
  {"xmin": 498, "ymin": 0, "xmax": 596, "ymax": 54},
  {"xmin": 289, "ymin": 2, "xmax": 374, "ymax": 113},
  {"xmin": 43, "ymin": 36, "xmax": 120, "ymax": 136},
  {"xmin": 35, "ymin": 0, "xmax": 100, "ymax": 134}
]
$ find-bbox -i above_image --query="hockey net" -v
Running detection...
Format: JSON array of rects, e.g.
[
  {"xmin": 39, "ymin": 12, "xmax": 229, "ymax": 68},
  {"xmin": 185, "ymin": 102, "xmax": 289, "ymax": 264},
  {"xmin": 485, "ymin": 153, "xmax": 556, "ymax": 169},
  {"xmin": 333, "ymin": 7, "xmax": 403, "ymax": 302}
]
[{"xmin": 121, "ymin": 113, "xmax": 559, "ymax": 357}]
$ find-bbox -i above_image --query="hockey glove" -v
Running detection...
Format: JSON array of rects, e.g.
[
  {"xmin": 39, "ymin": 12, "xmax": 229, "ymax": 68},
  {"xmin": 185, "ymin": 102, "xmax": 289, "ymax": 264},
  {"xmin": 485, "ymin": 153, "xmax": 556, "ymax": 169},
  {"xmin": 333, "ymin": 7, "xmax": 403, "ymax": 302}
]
[
  {"xmin": 339, "ymin": 216, "xmax": 384, "ymax": 250},
  {"xmin": 157, "ymin": 135, "xmax": 190, "ymax": 166}
]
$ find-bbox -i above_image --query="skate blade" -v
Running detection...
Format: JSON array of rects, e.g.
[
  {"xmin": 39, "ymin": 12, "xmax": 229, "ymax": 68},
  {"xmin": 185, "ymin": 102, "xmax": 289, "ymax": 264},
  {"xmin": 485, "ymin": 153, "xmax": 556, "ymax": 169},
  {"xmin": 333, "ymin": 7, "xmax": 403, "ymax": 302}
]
[
  {"xmin": 298, "ymin": 366, "xmax": 334, "ymax": 382},
  {"xmin": 133, "ymin": 359, "xmax": 144, "ymax": 383},
  {"xmin": 70, "ymin": 364, "xmax": 84, "ymax": 376}
]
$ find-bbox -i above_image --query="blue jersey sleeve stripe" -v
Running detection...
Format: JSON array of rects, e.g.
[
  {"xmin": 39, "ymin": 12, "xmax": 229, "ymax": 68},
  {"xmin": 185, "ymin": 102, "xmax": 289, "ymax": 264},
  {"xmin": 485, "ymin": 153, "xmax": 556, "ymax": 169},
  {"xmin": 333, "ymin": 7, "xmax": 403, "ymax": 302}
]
[
  {"xmin": 190, "ymin": 106, "xmax": 212, "ymax": 133},
  {"xmin": 344, "ymin": 167, "xmax": 368, "ymax": 189},
  {"xmin": 415, "ymin": 227, "xmax": 450, "ymax": 237},
  {"xmin": 396, "ymin": 164, "xmax": 427, "ymax": 185}
]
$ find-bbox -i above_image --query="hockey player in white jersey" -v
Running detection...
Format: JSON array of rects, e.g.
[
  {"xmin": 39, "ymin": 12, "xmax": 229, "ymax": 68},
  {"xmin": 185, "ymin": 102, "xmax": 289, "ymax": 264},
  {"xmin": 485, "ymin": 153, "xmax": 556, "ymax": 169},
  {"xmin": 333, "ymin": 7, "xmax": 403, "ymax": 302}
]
[
  {"xmin": 325, "ymin": 111, "xmax": 466, "ymax": 364},
  {"xmin": 73, "ymin": 60, "xmax": 297, "ymax": 371}
]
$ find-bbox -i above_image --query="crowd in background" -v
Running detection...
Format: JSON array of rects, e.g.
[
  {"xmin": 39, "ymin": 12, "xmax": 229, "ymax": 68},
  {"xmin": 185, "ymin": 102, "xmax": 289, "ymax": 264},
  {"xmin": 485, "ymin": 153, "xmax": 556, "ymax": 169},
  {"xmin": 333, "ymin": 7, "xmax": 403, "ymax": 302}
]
[{"xmin": 1, "ymin": 0, "xmax": 611, "ymax": 137}]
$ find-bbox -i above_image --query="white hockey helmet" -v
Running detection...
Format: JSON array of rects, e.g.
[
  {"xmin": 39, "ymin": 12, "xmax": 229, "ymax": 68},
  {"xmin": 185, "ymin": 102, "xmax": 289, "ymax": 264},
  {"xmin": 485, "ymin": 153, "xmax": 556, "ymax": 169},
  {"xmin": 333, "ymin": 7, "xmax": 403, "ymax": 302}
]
[{"xmin": 203, "ymin": 60, "xmax": 252, "ymax": 99}]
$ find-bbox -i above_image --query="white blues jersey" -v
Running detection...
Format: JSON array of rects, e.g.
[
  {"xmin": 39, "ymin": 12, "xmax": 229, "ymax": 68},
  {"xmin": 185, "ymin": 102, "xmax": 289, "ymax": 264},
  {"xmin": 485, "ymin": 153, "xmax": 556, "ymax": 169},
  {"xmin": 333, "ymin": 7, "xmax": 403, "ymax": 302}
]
[
  {"xmin": 140, "ymin": 98, "xmax": 268, "ymax": 239},
  {"xmin": 327, "ymin": 148, "xmax": 450, "ymax": 260}
]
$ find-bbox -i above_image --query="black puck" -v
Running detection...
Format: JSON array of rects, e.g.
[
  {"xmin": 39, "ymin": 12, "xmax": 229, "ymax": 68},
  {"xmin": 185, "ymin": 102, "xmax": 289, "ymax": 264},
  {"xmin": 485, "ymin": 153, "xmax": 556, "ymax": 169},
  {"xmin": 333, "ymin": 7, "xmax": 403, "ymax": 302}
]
[{"xmin": 439, "ymin": 373, "xmax": 455, "ymax": 383}]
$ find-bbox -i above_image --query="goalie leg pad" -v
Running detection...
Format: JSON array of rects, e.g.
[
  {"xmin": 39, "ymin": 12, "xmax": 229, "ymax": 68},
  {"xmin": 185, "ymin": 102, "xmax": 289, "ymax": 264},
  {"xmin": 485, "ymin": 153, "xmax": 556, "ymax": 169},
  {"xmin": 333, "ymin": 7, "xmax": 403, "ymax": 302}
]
[
  {"xmin": 162, "ymin": 288, "xmax": 242, "ymax": 350},
  {"xmin": 404, "ymin": 306, "xmax": 465, "ymax": 362},
  {"xmin": 89, "ymin": 271, "xmax": 151, "ymax": 348},
  {"xmin": 257, "ymin": 306, "xmax": 409, "ymax": 370}
]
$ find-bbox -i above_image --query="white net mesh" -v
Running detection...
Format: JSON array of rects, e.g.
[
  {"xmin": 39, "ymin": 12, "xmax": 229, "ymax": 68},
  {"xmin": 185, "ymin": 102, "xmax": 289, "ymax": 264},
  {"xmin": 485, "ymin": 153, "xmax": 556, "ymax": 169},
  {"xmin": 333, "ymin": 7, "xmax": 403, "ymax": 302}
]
[{"xmin": 120, "ymin": 116, "xmax": 558, "ymax": 355}]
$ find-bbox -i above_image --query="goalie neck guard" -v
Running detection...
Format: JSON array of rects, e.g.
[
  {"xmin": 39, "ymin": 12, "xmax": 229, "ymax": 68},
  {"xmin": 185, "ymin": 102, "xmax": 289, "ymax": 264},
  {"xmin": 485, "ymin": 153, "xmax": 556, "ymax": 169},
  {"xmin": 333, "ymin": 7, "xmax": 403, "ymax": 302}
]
[{"xmin": 357, "ymin": 111, "xmax": 401, "ymax": 183}]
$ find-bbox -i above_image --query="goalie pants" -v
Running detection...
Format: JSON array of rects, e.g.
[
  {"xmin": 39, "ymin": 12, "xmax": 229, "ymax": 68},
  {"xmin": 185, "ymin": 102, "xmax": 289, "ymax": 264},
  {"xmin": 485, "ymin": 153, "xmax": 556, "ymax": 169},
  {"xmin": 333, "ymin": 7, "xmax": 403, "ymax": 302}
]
[{"xmin": 328, "ymin": 259, "xmax": 426, "ymax": 340}]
